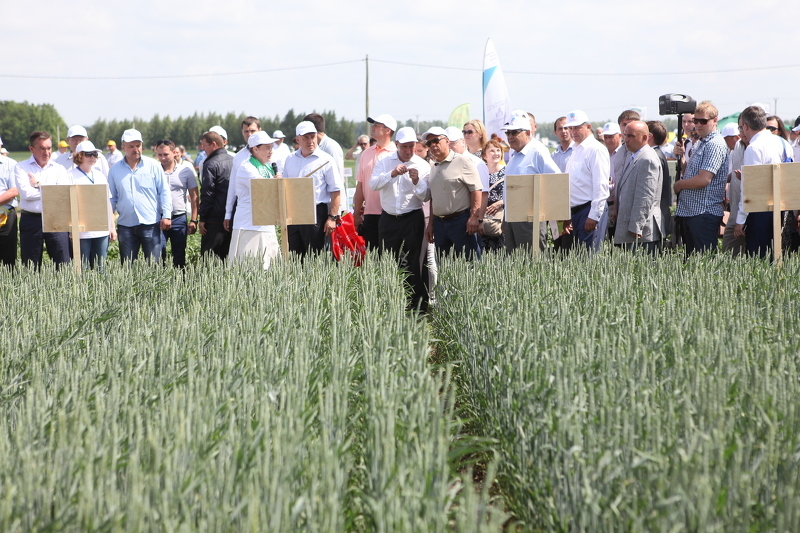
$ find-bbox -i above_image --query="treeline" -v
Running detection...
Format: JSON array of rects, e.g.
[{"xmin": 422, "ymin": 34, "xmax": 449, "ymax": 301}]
[{"xmin": 0, "ymin": 101, "xmax": 68, "ymax": 151}]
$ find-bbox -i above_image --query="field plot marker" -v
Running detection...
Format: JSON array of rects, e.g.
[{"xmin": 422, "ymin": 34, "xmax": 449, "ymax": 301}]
[
  {"xmin": 41, "ymin": 184, "xmax": 109, "ymax": 273},
  {"xmin": 251, "ymin": 177, "xmax": 316, "ymax": 258},
  {"xmin": 741, "ymin": 161, "xmax": 800, "ymax": 265},
  {"xmin": 505, "ymin": 172, "xmax": 571, "ymax": 257}
]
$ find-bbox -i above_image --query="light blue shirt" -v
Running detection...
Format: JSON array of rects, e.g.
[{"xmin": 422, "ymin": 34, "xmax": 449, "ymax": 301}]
[
  {"xmin": 551, "ymin": 142, "xmax": 575, "ymax": 173},
  {"xmin": 503, "ymin": 138, "xmax": 561, "ymax": 215},
  {"xmin": 108, "ymin": 156, "xmax": 172, "ymax": 227},
  {"xmin": 0, "ymin": 155, "xmax": 18, "ymax": 208}
]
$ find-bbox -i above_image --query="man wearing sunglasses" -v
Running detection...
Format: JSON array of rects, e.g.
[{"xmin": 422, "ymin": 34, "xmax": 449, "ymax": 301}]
[
  {"xmin": 420, "ymin": 127, "xmax": 483, "ymax": 260},
  {"xmin": 672, "ymin": 102, "xmax": 729, "ymax": 254}
]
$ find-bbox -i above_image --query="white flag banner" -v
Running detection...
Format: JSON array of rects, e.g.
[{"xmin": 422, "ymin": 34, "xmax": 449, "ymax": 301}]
[{"xmin": 483, "ymin": 39, "xmax": 512, "ymax": 141}]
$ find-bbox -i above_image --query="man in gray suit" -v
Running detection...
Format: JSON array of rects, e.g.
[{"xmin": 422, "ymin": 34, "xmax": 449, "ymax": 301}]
[{"xmin": 614, "ymin": 121, "xmax": 663, "ymax": 253}]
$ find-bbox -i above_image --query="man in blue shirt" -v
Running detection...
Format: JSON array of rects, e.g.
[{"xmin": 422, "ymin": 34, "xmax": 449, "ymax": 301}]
[
  {"xmin": 500, "ymin": 115, "xmax": 561, "ymax": 252},
  {"xmin": 108, "ymin": 129, "xmax": 172, "ymax": 263}
]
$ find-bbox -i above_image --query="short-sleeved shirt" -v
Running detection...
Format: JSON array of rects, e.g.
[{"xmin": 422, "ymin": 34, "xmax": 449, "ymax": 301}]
[
  {"xmin": 165, "ymin": 163, "xmax": 198, "ymax": 216},
  {"xmin": 283, "ymin": 148, "xmax": 343, "ymax": 205},
  {"xmin": 428, "ymin": 150, "xmax": 482, "ymax": 217},
  {"xmin": 0, "ymin": 155, "xmax": 18, "ymax": 208},
  {"xmin": 675, "ymin": 131, "xmax": 729, "ymax": 217}
]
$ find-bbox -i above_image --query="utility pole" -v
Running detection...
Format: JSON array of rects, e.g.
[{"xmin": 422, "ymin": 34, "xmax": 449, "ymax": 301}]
[
  {"xmin": 773, "ymin": 97, "xmax": 778, "ymax": 117},
  {"xmin": 365, "ymin": 54, "xmax": 370, "ymax": 136}
]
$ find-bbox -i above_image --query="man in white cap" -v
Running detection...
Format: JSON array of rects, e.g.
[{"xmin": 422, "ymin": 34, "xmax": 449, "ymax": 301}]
[
  {"xmin": 282, "ymin": 120, "xmax": 343, "ymax": 257},
  {"xmin": 108, "ymin": 129, "xmax": 172, "ymax": 263},
  {"xmin": 602, "ymin": 121, "xmax": 622, "ymax": 240},
  {"xmin": 272, "ymin": 129, "xmax": 291, "ymax": 166},
  {"xmin": 499, "ymin": 115, "xmax": 561, "ymax": 252},
  {"xmin": 198, "ymin": 129, "xmax": 234, "ymax": 260},
  {"xmin": 106, "ymin": 140, "xmax": 123, "ymax": 166},
  {"xmin": 602, "ymin": 122, "xmax": 622, "ymax": 156},
  {"xmin": 303, "ymin": 113, "xmax": 344, "ymax": 180},
  {"xmin": 0, "ymin": 135, "xmax": 19, "ymax": 267},
  {"xmin": 56, "ymin": 124, "xmax": 109, "ymax": 175},
  {"xmin": 563, "ymin": 110, "xmax": 610, "ymax": 252},
  {"xmin": 370, "ymin": 126, "xmax": 431, "ymax": 310},
  {"xmin": 420, "ymin": 126, "xmax": 483, "ymax": 259},
  {"xmin": 353, "ymin": 113, "xmax": 397, "ymax": 249},
  {"xmin": 223, "ymin": 116, "xmax": 262, "ymax": 233},
  {"xmin": 13, "ymin": 131, "xmax": 72, "ymax": 268},
  {"xmin": 225, "ymin": 130, "xmax": 282, "ymax": 269}
]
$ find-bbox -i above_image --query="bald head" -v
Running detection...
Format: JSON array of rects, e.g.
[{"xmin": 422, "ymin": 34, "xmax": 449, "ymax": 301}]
[{"xmin": 623, "ymin": 120, "xmax": 650, "ymax": 153}]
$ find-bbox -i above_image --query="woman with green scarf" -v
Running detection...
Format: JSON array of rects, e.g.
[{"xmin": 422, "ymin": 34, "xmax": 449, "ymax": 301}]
[{"xmin": 226, "ymin": 131, "xmax": 282, "ymax": 269}]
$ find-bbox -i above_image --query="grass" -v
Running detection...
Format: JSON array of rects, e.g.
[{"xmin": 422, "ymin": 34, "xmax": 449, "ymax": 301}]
[{"xmin": 431, "ymin": 249, "xmax": 800, "ymax": 532}]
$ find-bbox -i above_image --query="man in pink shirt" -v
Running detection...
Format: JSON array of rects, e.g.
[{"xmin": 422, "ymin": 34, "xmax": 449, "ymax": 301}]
[{"xmin": 352, "ymin": 114, "xmax": 397, "ymax": 250}]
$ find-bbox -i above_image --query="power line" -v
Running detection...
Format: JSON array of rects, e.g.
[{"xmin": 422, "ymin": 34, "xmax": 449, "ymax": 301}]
[
  {"xmin": 371, "ymin": 59, "xmax": 800, "ymax": 77},
  {"xmin": 0, "ymin": 59, "xmax": 364, "ymax": 80}
]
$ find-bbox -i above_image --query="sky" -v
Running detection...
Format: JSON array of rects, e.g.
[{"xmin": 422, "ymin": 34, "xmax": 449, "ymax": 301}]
[{"xmin": 3, "ymin": 0, "xmax": 799, "ymax": 134}]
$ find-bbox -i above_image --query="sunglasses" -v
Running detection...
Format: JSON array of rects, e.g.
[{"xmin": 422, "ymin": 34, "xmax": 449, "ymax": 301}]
[
  {"xmin": 766, "ymin": 126, "xmax": 778, "ymax": 132},
  {"xmin": 462, "ymin": 129, "xmax": 475, "ymax": 135},
  {"xmin": 83, "ymin": 152, "xmax": 100, "ymax": 158},
  {"xmin": 692, "ymin": 118, "xmax": 712, "ymax": 125},
  {"xmin": 358, "ymin": 142, "xmax": 368, "ymax": 146},
  {"xmin": 425, "ymin": 137, "xmax": 445, "ymax": 147},
  {"xmin": 505, "ymin": 130, "xmax": 524, "ymax": 137}
]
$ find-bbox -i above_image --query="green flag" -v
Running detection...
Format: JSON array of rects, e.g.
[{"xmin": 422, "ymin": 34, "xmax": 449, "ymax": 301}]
[{"xmin": 448, "ymin": 103, "xmax": 471, "ymax": 128}]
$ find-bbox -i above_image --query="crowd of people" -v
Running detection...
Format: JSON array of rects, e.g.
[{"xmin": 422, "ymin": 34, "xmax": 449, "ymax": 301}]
[{"xmin": 0, "ymin": 103, "xmax": 798, "ymax": 308}]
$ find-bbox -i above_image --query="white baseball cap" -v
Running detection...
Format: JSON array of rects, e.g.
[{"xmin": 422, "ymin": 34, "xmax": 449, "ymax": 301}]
[
  {"xmin": 75, "ymin": 140, "xmax": 100, "ymax": 153},
  {"xmin": 444, "ymin": 127, "xmax": 463, "ymax": 141},
  {"xmin": 792, "ymin": 124, "xmax": 800, "ymax": 133},
  {"xmin": 721, "ymin": 123, "xmax": 740, "ymax": 137},
  {"xmin": 121, "ymin": 129, "xmax": 143, "ymax": 143},
  {"xmin": 272, "ymin": 130, "xmax": 285, "ymax": 139},
  {"xmin": 511, "ymin": 109, "xmax": 529, "ymax": 119},
  {"xmin": 419, "ymin": 126, "xmax": 447, "ymax": 141},
  {"xmin": 247, "ymin": 131, "xmax": 276, "ymax": 148},
  {"xmin": 395, "ymin": 127, "xmax": 417, "ymax": 144},
  {"xmin": 564, "ymin": 110, "xmax": 590, "ymax": 128},
  {"xmin": 602, "ymin": 122, "xmax": 621, "ymax": 135},
  {"xmin": 209, "ymin": 125, "xmax": 227, "ymax": 139},
  {"xmin": 500, "ymin": 116, "xmax": 532, "ymax": 132},
  {"xmin": 67, "ymin": 125, "xmax": 88, "ymax": 138},
  {"xmin": 296, "ymin": 121, "xmax": 317, "ymax": 136},
  {"xmin": 368, "ymin": 114, "xmax": 398, "ymax": 133}
]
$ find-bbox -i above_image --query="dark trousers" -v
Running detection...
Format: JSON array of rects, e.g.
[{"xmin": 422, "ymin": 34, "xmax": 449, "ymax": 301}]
[
  {"xmin": 379, "ymin": 209, "xmax": 427, "ymax": 309},
  {"xmin": 359, "ymin": 214, "xmax": 382, "ymax": 251},
  {"xmin": 570, "ymin": 202, "xmax": 607, "ymax": 252},
  {"xmin": 118, "ymin": 223, "xmax": 162, "ymax": 263},
  {"xmin": 744, "ymin": 212, "xmax": 773, "ymax": 259},
  {"xmin": 288, "ymin": 203, "xmax": 328, "ymax": 257},
  {"xmin": 200, "ymin": 221, "xmax": 230, "ymax": 261},
  {"xmin": 0, "ymin": 208, "xmax": 18, "ymax": 267},
  {"xmin": 679, "ymin": 213, "xmax": 721, "ymax": 255},
  {"xmin": 432, "ymin": 210, "xmax": 481, "ymax": 260},
  {"xmin": 20, "ymin": 212, "xmax": 70, "ymax": 268},
  {"xmin": 162, "ymin": 214, "xmax": 188, "ymax": 267}
]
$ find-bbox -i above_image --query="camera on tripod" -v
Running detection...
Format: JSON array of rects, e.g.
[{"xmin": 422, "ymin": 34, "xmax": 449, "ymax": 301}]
[{"xmin": 659, "ymin": 94, "xmax": 696, "ymax": 115}]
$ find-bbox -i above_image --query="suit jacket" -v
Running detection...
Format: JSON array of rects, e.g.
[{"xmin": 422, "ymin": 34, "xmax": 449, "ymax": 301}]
[
  {"xmin": 654, "ymin": 146, "xmax": 672, "ymax": 235},
  {"xmin": 614, "ymin": 145, "xmax": 663, "ymax": 244}
]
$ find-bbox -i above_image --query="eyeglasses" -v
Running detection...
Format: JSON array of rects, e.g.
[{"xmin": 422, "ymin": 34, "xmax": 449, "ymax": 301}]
[
  {"xmin": 462, "ymin": 129, "xmax": 475, "ymax": 135},
  {"xmin": 83, "ymin": 152, "xmax": 99, "ymax": 158},
  {"xmin": 425, "ymin": 137, "xmax": 445, "ymax": 147},
  {"xmin": 766, "ymin": 126, "xmax": 778, "ymax": 132},
  {"xmin": 692, "ymin": 118, "xmax": 712, "ymax": 125},
  {"xmin": 505, "ymin": 130, "xmax": 524, "ymax": 137}
]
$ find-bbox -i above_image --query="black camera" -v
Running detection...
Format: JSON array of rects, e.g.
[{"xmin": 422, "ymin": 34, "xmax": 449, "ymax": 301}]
[{"xmin": 658, "ymin": 94, "xmax": 697, "ymax": 115}]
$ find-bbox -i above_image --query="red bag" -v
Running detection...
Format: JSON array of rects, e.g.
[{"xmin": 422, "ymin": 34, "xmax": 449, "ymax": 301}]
[{"xmin": 331, "ymin": 212, "xmax": 367, "ymax": 266}]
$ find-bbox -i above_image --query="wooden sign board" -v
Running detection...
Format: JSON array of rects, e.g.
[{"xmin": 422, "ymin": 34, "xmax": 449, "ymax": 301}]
[
  {"xmin": 41, "ymin": 184, "xmax": 109, "ymax": 232},
  {"xmin": 741, "ymin": 162, "xmax": 800, "ymax": 212},
  {"xmin": 251, "ymin": 178, "xmax": 316, "ymax": 226},
  {"xmin": 505, "ymin": 173, "xmax": 571, "ymax": 222}
]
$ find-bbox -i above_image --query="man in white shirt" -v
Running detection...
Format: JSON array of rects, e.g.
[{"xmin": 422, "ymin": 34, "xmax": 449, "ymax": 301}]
[
  {"xmin": 303, "ymin": 113, "xmax": 344, "ymax": 180},
  {"xmin": 13, "ymin": 131, "xmax": 72, "ymax": 267},
  {"xmin": 563, "ymin": 110, "xmax": 610, "ymax": 252},
  {"xmin": 282, "ymin": 121, "xmax": 343, "ymax": 257},
  {"xmin": 734, "ymin": 106, "xmax": 788, "ymax": 258},
  {"xmin": 272, "ymin": 130, "xmax": 292, "ymax": 166},
  {"xmin": 56, "ymin": 125, "xmax": 110, "ymax": 175},
  {"xmin": 106, "ymin": 140, "xmax": 123, "ymax": 166},
  {"xmin": 370, "ymin": 127, "xmax": 431, "ymax": 310}
]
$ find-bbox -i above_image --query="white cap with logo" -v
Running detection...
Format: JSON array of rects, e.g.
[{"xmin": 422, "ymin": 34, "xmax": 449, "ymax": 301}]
[
  {"xmin": 601, "ymin": 122, "xmax": 621, "ymax": 135},
  {"xmin": 121, "ymin": 129, "xmax": 143, "ymax": 143},
  {"xmin": 564, "ymin": 110, "xmax": 590, "ymax": 128}
]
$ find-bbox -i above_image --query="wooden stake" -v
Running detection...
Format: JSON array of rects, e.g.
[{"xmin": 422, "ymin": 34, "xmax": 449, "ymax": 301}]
[
  {"xmin": 279, "ymin": 180, "xmax": 289, "ymax": 259},
  {"xmin": 531, "ymin": 174, "xmax": 541, "ymax": 258},
  {"xmin": 772, "ymin": 164, "xmax": 782, "ymax": 266},
  {"xmin": 69, "ymin": 185, "xmax": 82, "ymax": 274}
]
